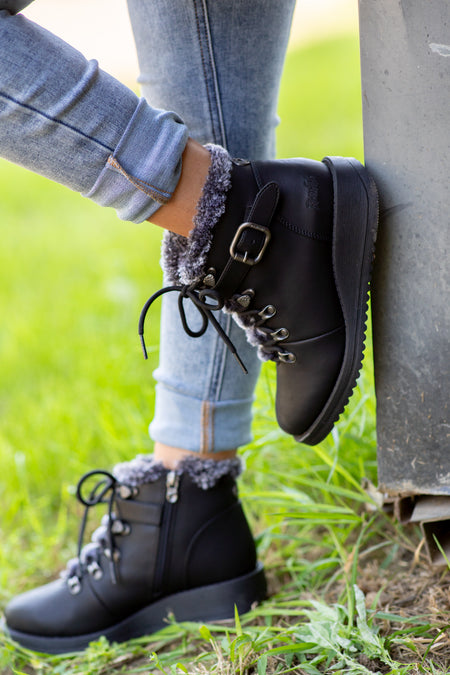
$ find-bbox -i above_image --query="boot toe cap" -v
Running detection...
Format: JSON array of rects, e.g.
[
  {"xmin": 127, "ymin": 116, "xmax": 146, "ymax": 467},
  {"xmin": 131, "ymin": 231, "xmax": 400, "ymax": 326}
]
[
  {"xmin": 5, "ymin": 578, "xmax": 114, "ymax": 638},
  {"xmin": 275, "ymin": 325, "xmax": 345, "ymax": 440}
]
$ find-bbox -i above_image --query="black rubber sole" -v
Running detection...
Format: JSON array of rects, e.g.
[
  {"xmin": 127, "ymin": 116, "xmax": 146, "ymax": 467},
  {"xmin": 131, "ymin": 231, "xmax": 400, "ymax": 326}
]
[
  {"xmin": 3, "ymin": 563, "xmax": 267, "ymax": 655},
  {"xmin": 296, "ymin": 156, "xmax": 379, "ymax": 445}
]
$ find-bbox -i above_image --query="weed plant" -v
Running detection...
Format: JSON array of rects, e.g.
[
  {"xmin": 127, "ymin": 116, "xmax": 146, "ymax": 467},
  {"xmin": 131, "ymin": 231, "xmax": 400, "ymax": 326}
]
[{"xmin": 1, "ymin": 35, "xmax": 449, "ymax": 675}]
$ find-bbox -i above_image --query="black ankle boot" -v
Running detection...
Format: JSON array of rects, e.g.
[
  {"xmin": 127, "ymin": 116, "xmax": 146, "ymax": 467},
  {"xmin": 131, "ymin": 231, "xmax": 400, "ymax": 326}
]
[
  {"xmin": 4, "ymin": 456, "xmax": 265, "ymax": 654},
  {"xmin": 1, "ymin": 0, "xmax": 36, "ymax": 13},
  {"xmin": 141, "ymin": 146, "xmax": 378, "ymax": 445}
]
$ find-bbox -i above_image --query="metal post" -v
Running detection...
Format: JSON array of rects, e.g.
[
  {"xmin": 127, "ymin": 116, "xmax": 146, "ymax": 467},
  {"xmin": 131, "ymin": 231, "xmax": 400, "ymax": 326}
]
[{"xmin": 359, "ymin": 1, "xmax": 449, "ymax": 500}]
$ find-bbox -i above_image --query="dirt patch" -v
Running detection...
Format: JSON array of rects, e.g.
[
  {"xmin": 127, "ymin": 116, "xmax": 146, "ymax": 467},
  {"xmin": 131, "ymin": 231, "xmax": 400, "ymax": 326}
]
[{"xmin": 359, "ymin": 550, "xmax": 450, "ymax": 668}]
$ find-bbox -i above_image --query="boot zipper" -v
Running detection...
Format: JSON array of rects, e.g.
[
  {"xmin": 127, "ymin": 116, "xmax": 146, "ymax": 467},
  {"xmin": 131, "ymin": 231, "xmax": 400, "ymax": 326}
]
[
  {"xmin": 153, "ymin": 471, "xmax": 180, "ymax": 598},
  {"xmin": 165, "ymin": 470, "xmax": 180, "ymax": 504}
]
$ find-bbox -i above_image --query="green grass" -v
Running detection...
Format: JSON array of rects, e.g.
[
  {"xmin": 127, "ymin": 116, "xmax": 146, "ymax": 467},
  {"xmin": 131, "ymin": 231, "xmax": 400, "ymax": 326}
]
[{"xmin": 1, "ymin": 34, "xmax": 449, "ymax": 674}]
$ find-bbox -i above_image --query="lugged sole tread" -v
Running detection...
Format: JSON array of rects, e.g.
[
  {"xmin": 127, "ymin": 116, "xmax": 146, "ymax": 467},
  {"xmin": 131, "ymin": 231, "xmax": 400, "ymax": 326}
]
[{"xmin": 295, "ymin": 157, "xmax": 379, "ymax": 446}]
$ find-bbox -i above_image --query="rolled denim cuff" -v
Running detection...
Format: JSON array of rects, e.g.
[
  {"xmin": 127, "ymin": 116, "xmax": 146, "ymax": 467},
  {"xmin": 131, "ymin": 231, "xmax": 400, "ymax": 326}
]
[
  {"xmin": 84, "ymin": 98, "xmax": 189, "ymax": 223},
  {"xmin": 149, "ymin": 382, "xmax": 254, "ymax": 453}
]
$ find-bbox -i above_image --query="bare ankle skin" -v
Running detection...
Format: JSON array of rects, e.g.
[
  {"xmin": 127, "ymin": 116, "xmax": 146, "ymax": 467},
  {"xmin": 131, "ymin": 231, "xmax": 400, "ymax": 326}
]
[
  {"xmin": 147, "ymin": 139, "xmax": 211, "ymax": 237},
  {"xmin": 153, "ymin": 442, "xmax": 237, "ymax": 469}
]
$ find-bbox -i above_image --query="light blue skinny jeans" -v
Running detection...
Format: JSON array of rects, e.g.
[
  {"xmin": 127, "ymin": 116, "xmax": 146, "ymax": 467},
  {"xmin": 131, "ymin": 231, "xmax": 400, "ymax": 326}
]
[{"xmin": 0, "ymin": 0, "xmax": 296, "ymax": 453}]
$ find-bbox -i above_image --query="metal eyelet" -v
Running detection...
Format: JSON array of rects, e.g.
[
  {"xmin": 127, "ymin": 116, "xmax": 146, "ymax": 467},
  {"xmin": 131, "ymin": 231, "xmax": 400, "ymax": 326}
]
[
  {"xmin": 118, "ymin": 485, "xmax": 138, "ymax": 500},
  {"xmin": 237, "ymin": 295, "xmax": 251, "ymax": 308},
  {"xmin": 104, "ymin": 548, "xmax": 121, "ymax": 562},
  {"xmin": 67, "ymin": 576, "xmax": 82, "ymax": 595},
  {"xmin": 258, "ymin": 305, "xmax": 276, "ymax": 320},
  {"xmin": 202, "ymin": 268, "xmax": 216, "ymax": 287},
  {"xmin": 236, "ymin": 288, "xmax": 255, "ymax": 308},
  {"xmin": 87, "ymin": 561, "xmax": 103, "ymax": 580},
  {"xmin": 111, "ymin": 519, "xmax": 130, "ymax": 536},
  {"xmin": 271, "ymin": 327, "xmax": 289, "ymax": 341},
  {"xmin": 277, "ymin": 351, "xmax": 296, "ymax": 364}
]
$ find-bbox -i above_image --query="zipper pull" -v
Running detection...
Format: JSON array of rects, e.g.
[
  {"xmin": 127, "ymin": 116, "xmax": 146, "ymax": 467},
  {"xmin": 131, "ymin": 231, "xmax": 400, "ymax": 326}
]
[{"xmin": 165, "ymin": 470, "xmax": 180, "ymax": 503}]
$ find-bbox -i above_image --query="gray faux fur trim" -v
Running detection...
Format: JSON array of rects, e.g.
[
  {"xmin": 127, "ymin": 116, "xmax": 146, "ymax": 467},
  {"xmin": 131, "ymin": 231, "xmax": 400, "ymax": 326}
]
[
  {"xmin": 161, "ymin": 144, "xmax": 232, "ymax": 285},
  {"xmin": 228, "ymin": 312, "xmax": 275, "ymax": 362},
  {"xmin": 159, "ymin": 144, "xmax": 273, "ymax": 363},
  {"xmin": 113, "ymin": 454, "xmax": 242, "ymax": 490},
  {"xmin": 176, "ymin": 455, "xmax": 242, "ymax": 490},
  {"xmin": 113, "ymin": 454, "xmax": 166, "ymax": 487}
]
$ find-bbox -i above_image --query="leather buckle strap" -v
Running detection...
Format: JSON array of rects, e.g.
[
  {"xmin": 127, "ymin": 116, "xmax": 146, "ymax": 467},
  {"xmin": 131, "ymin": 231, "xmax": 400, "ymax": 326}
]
[
  {"xmin": 229, "ymin": 222, "xmax": 271, "ymax": 266},
  {"xmin": 212, "ymin": 180, "xmax": 280, "ymax": 297}
]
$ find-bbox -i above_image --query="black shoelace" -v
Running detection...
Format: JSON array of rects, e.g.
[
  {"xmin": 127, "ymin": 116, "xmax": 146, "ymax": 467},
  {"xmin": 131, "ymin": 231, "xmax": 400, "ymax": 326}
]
[
  {"xmin": 139, "ymin": 282, "xmax": 294, "ymax": 368},
  {"xmin": 138, "ymin": 282, "xmax": 248, "ymax": 373},
  {"xmin": 62, "ymin": 470, "xmax": 131, "ymax": 593}
]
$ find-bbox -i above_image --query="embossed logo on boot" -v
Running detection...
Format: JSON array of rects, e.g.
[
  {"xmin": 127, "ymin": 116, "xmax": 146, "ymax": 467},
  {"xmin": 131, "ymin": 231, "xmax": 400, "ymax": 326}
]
[{"xmin": 304, "ymin": 175, "xmax": 320, "ymax": 209}]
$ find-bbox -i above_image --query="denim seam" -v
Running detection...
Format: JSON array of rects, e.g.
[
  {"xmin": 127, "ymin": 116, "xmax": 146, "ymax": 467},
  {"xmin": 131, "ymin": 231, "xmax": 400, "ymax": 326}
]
[
  {"xmin": 200, "ymin": 401, "xmax": 213, "ymax": 455},
  {"xmin": 107, "ymin": 155, "xmax": 172, "ymax": 203},
  {"xmin": 201, "ymin": 325, "xmax": 220, "ymax": 402},
  {"xmin": 0, "ymin": 91, "xmax": 114, "ymax": 152},
  {"xmin": 212, "ymin": 312, "xmax": 233, "ymax": 404},
  {"xmin": 193, "ymin": 0, "xmax": 227, "ymax": 148}
]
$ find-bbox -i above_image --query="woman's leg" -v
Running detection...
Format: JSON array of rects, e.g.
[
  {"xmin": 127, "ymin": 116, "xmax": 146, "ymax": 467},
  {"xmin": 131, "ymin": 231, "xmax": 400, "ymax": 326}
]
[
  {"xmin": 0, "ymin": 6, "xmax": 296, "ymax": 459},
  {"xmin": 127, "ymin": 0, "xmax": 297, "ymax": 456},
  {"xmin": 1, "ymin": 4, "xmax": 294, "ymax": 653},
  {"xmin": 0, "ymin": 9, "xmax": 188, "ymax": 223},
  {"xmin": 3, "ymin": 3, "xmax": 378, "ymax": 652}
]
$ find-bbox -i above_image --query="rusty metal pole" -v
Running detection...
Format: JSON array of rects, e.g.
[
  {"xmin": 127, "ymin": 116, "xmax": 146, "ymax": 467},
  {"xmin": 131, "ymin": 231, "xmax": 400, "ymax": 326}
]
[{"xmin": 359, "ymin": 0, "xmax": 450, "ymax": 558}]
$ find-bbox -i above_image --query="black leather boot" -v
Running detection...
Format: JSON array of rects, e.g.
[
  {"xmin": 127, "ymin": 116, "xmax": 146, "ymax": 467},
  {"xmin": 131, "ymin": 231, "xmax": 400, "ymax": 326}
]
[
  {"xmin": 4, "ymin": 456, "xmax": 265, "ymax": 654},
  {"xmin": 141, "ymin": 146, "xmax": 378, "ymax": 445},
  {"xmin": 0, "ymin": 0, "xmax": 36, "ymax": 13}
]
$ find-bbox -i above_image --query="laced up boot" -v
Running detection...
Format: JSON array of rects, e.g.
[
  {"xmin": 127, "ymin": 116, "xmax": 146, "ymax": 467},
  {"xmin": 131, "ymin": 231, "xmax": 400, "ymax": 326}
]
[
  {"xmin": 140, "ymin": 146, "xmax": 378, "ymax": 445},
  {"xmin": 4, "ymin": 456, "xmax": 265, "ymax": 654}
]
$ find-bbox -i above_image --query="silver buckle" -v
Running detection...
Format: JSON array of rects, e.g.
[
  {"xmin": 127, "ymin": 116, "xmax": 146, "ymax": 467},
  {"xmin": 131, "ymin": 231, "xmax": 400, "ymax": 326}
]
[{"xmin": 229, "ymin": 222, "xmax": 271, "ymax": 266}]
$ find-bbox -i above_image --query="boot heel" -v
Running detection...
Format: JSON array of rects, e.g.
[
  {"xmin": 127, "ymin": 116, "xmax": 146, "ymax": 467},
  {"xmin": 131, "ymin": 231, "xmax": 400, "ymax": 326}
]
[{"xmin": 297, "ymin": 156, "xmax": 379, "ymax": 445}]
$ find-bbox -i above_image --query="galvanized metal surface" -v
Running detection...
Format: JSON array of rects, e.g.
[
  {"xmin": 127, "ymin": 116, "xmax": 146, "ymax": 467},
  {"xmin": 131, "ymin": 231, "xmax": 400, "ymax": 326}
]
[
  {"xmin": 408, "ymin": 495, "xmax": 450, "ymax": 565},
  {"xmin": 364, "ymin": 489, "xmax": 450, "ymax": 565},
  {"xmin": 359, "ymin": 0, "xmax": 450, "ymax": 495}
]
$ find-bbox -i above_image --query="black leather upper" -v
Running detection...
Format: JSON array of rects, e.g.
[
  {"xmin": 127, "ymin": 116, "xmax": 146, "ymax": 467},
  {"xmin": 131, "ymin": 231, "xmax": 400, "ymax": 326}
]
[
  {"xmin": 204, "ymin": 158, "xmax": 345, "ymax": 436},
  {"xmin": 5, "ymin": 473, "xmax": 257, "ymax": 638}
]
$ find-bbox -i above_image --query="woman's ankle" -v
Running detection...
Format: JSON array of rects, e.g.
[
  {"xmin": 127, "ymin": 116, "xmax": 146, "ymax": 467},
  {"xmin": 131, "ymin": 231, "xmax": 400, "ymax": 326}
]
[
  {"xmin": 147, "ymin": 138, "xmax": 211, "ymax": 236},
  {"xmin": 153, "ymin": 442, "xmax": 237, "ymax": 469}
]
